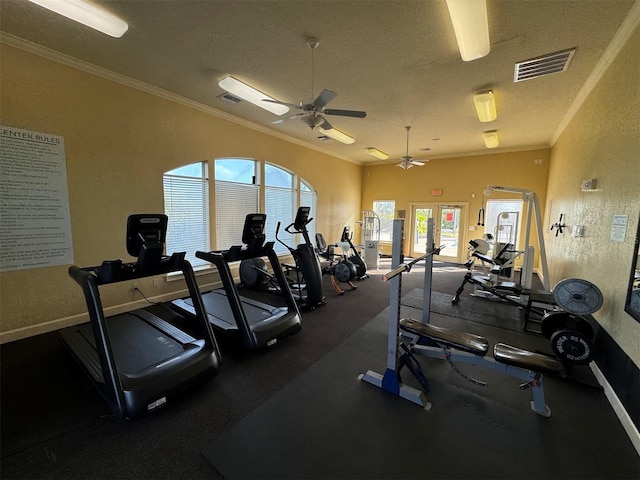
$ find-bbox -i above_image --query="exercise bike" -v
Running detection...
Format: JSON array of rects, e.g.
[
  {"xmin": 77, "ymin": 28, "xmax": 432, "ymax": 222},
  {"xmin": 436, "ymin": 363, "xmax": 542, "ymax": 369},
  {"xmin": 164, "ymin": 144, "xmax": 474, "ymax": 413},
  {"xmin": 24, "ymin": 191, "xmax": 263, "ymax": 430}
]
[
  {"xmin": 339, "ymin": 226, "xmax": 368, "ymax": 280},
  {"xmin": 315, "ymin": 232, "xmax": 358, "ymax": 295}
]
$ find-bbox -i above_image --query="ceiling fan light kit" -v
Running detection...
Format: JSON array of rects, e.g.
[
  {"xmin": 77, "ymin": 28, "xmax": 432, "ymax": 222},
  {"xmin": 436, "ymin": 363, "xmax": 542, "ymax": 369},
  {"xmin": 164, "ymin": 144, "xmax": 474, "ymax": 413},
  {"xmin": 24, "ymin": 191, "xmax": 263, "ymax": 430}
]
[
  {"xmin": 483, "ymin": 130, "xmax": 499, "ymax": 148},
  {"xmin": 473, "ymin": 90, "xmax": 497, "ymax": 122},
  {"xmin": 301, "ymin": 114, "xmax": 326, "ymax": 129},
  {"xmin": 445, "ymin": 0, "xmax": 490, "ymax": 62},
  {"xmin": 218, "ymin": 76, "xmax": 289, "ymax": 116},
  {"xmin": 28, "ymin": 0, "xmax": 128, "ymax": 38}
]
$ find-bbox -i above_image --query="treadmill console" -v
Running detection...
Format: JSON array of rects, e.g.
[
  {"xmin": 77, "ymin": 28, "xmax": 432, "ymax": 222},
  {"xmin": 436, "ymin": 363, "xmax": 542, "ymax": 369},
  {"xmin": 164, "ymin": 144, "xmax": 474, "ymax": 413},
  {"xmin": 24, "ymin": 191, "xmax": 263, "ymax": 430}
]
[
  {"xmin": 126, "ymin": 214, "xmax": 167, "ymax": 257},
  {"xmin": 214, "ymin": 213, "xmax": 275, "ymax": 262},
  {"xmin": 93, "ymin": 214, "xmax": 184, "ymax": 284}
]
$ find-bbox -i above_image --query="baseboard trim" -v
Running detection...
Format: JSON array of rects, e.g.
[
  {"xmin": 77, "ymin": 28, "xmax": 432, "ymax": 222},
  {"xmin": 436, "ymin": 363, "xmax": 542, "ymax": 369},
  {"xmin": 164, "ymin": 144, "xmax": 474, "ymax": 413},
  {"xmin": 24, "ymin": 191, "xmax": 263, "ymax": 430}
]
[
  {"xmin": 590, "ymin": 361, "xmax": 640, "ymax": 456},
  {"xmin": 0, "ymin": 281, "xmax": 218, "ymax": 345}
]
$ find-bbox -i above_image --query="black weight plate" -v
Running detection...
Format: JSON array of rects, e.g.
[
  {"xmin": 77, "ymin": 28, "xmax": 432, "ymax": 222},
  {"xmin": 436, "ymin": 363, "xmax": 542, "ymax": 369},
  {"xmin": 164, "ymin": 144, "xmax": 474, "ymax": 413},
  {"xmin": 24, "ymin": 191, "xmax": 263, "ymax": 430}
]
[
  {"xmin": 553, "ymin": 278, "xmax": 604, "ymax": 315},
  {"xmin": 573, "ymin": 317, "xmax": 595, "ymax": 341},
  {"xmin": 540, "ymin": 311, "xmax": 574, "ymax": 339},
  {"xmin": 550, "ymin": 329, "xmax": 594, "ymax": 365}
]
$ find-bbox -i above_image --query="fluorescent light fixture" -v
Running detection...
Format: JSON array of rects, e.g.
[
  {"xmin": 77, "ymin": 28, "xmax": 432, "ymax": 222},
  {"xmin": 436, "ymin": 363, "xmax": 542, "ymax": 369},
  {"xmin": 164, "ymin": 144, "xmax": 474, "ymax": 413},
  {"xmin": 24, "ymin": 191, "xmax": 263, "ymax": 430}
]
[
  {"xmin": 218, "ymin": 76, "xmax": 289, "ymax": 116},
  {"xmin": 28, "ymin": 0, "xmax": 128, "ymax": 38},
  {"xmin": 446, "ymin": 0, "xmax": 490, "ymax": 61},
  {"xmin": 366, "ymin": 147, "xmax": 389, "ymax": 160},
  {"xmin": 473, "ymin": 90, "xmax": 497, "ymax": 122},
  {"xmin": 318, "ymin": 127, "xmax": 355, "ymax": 145},
  {"xmin": 483, "ymin": 130, "xmax": 499, "ymax": 148}
]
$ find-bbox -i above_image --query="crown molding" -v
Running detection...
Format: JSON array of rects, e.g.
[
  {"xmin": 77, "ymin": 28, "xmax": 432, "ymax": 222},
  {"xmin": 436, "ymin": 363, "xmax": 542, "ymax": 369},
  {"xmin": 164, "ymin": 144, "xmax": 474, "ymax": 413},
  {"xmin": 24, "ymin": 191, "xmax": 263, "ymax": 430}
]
[{"xmin": 0, "ymin": 33, "xmax": 358, "ymax": 165}]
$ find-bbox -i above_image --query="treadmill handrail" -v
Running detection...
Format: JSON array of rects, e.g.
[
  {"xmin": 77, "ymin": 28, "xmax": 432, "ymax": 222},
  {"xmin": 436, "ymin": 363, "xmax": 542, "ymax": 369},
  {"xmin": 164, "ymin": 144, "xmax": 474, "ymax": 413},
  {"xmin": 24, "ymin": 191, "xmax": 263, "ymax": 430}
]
[{"xmin": 68, "ymin": 266, "xmax": 127, "ymax": 416}]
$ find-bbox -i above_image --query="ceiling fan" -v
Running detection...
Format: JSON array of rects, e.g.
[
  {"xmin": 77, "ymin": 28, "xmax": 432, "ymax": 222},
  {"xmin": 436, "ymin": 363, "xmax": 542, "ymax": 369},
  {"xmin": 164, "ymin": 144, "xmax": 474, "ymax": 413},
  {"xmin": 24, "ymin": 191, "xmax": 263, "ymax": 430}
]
[
  {"xmin": 397, "ymin": 126, "xmax": 428, "ymax": 170},
  {"xmin": 264, "ymin": 38, "xmax": 366, "ymax": 132}
]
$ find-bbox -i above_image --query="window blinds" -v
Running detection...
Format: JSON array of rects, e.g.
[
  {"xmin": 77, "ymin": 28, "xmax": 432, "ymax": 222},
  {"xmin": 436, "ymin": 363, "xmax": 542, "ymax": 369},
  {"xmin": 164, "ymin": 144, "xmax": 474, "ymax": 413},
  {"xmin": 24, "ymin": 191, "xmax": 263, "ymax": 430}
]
[
  {"xmin": 163, "ymin": 174, "xmax": 210, "ymax": 267},
  {"xmin": 265, "ymin": 186, "xmax": 294, "ymax": 254},
  {"xmin": 215, "ymin": 180, "xmax": 259, "ymax": 250}
]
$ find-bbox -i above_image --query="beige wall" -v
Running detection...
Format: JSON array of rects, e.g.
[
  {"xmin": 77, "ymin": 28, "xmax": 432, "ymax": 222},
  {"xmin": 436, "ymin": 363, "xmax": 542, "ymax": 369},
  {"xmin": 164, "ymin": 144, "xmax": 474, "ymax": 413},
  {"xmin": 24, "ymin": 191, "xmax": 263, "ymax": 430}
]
[
  {"xmin": 361, "ymin": 148, "xmax": 551, "ymax": 265},
  {"xmin": 545, "ymin": 27, "xmax": 640, "ymax": 367},
  {"xmin": 0, "ymin": 44, "xmax": 362, "ymax": 342}
]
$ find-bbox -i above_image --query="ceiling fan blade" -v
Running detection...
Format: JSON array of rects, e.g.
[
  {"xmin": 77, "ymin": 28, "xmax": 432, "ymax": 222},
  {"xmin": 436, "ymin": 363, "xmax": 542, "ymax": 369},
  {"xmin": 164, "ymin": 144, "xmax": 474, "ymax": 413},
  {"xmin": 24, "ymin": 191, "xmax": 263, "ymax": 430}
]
[
  {"xmin": 319, "ymin": 119, "xmax": 333, "ymax": 130},
  {"xmin": 410, "ymin": 160, "xmax": 426, "ymax": 166},
  {"xmin": 272, "ymin": 113, "xmax": 306, "ymax": 124},
  {"xmin": 324, "ymin": 108, "xmax": 367, "ymax": 118},
  {"xmin": 313, "ymin": 89, "xmax": 337, "ymax": 108}
]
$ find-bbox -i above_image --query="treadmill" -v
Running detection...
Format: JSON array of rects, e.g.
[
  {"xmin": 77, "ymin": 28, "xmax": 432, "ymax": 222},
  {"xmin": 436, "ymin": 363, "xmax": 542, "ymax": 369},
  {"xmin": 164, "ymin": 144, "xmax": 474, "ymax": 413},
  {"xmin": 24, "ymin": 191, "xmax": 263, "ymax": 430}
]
[
  {"xmin": 60, "ymin": 214, "xmax": 220, "ymax": 419},
  {"xmin": 172, "ymin": 213, "xmax": 302, "ymax": 351}
]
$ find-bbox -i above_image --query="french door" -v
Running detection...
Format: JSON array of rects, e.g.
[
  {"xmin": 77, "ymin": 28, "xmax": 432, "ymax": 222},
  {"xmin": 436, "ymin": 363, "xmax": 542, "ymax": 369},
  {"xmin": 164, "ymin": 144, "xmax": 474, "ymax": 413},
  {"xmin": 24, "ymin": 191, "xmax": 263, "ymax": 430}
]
[{"xmin": 410, "ymin": 204, "xmax": 465, "ymax": 263}]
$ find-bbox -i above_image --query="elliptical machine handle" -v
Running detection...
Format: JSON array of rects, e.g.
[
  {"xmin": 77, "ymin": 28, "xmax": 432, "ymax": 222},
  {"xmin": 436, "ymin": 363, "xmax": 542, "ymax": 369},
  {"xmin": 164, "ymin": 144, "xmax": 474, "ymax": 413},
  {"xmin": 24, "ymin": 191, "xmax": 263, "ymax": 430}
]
[{"xmin": 275, "ymin": 221, "xmax": 296, "ymax": 254}]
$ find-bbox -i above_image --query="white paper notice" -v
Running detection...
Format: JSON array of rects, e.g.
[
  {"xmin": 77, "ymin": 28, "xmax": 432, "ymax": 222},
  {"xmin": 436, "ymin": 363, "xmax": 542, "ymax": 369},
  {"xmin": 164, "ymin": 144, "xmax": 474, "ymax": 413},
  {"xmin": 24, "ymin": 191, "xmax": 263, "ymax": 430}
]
[
  {"xmin": 610, "ymin": 215, "xmax": 628, "ymax": 243},
  {"xmin": 0, "ymin": 126, "xmax": 74, "ymax": 272}
]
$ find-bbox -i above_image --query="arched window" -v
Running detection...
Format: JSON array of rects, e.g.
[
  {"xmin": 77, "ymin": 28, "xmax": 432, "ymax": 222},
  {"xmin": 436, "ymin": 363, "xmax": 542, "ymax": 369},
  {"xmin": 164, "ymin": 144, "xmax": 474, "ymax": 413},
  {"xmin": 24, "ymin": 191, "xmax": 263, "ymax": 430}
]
[
  {"xmin": 164, "ymin": 158, "xmax": 318, "ymax": 262},
  {"xmin": 163, "ymin": 162, "xmax": 210, "ymax": 267}
]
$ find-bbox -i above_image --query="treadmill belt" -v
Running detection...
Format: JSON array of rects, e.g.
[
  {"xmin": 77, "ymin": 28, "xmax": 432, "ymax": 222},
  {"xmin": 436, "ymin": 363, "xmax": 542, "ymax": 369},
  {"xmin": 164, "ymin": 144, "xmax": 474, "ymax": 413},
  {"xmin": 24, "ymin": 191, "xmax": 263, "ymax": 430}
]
[
  {"xmin": 183, "ymin": 290, "xmax": 282, "ymax": 330},
  {"xmin": 78, "ymin": 312, "xmax": 183, "ymax": 373}
]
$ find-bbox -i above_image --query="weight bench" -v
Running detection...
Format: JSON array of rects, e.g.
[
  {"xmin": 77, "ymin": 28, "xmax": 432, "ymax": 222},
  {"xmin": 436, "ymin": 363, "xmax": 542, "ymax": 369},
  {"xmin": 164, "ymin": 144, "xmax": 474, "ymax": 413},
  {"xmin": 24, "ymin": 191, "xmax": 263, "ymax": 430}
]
[{"xmin": 399, "ymin": 318, "xmax": 564, "ymax": 417}]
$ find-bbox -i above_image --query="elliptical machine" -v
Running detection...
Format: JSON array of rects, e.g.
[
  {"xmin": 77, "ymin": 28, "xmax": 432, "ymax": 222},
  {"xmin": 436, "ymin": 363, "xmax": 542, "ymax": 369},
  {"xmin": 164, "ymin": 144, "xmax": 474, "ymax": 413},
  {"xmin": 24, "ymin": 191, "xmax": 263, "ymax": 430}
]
[{"xmin": 278, "ymin": 207, "xmax": 326, "ymax": 310}]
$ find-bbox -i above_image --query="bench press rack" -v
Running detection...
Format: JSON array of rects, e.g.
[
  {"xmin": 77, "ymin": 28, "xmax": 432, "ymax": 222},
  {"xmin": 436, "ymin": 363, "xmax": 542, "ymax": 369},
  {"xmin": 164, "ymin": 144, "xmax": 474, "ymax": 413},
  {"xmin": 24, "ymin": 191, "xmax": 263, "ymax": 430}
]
[{"xmin": 359, "ymin": 218, "xmax": 564, "ymax": 417}]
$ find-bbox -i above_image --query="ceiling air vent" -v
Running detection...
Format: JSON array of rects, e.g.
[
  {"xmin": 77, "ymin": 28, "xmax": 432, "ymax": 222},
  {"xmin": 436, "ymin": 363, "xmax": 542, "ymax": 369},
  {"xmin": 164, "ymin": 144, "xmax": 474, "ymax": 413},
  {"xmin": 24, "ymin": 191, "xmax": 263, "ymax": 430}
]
[
  {"xmin": 514, "ymin": 48, "xmax": 576, "ymax": 83},
  {"xmin": 217, "ymin": 92, "xmax": 241, "ymax": 104}
]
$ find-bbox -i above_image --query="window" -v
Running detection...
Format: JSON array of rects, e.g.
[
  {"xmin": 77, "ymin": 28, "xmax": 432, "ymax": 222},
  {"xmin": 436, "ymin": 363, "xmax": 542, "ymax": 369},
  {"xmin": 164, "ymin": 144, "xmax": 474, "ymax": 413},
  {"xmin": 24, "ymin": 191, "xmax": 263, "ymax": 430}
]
[
  {"xmin": 265, "ymin": 164, "xmax": 294, "ymax": 254},
  {"xmin": 485, "ymin": 199, "xmax": 523, "ymax": 247},
  {"xmin": 165, "ymin": 158, "xmax": 318, "ymax": 259},
  {"xmin": 214, "ymin": 158, "xmax": 259, "ymax": 250},
  {"xmin": 373, "ymin": 200, "xmax": 395, "ymax": 241},
  {"xmin": 300, "ymin": 179, "xmax": 318, "ymax": 243},
  {"xmin": 163, "ymin": 162, "xmax": 209, "ymax": 267}
]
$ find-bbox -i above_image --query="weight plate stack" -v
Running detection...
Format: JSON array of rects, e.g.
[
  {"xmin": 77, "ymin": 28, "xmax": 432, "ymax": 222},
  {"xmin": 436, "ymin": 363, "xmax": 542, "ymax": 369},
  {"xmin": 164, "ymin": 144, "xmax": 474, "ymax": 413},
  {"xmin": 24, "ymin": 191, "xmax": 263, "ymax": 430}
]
[{"xmin": 542, "ymin": 278, "xmax": 603, "ymax": 365}]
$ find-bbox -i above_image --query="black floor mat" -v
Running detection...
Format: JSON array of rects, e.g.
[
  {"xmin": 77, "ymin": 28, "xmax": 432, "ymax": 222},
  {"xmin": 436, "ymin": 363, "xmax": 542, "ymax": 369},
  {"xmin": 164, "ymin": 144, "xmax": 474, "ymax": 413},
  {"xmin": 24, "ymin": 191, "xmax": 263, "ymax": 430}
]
[
  {"xmin": 202, "ymin": 306, "xmax": 639, "ymax": 479},
  {"xmin": 402, "ymin": 288, "xmax": 526, "ymax": 332}
]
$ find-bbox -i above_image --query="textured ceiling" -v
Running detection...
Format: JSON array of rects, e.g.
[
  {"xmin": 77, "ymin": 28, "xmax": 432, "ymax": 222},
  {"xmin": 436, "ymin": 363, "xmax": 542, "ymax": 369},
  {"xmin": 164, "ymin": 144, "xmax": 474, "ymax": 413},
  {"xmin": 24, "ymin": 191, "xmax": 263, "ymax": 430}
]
[{"xmin": 0, "ymin": 0, "xmax": 636, "ymax": 165}]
